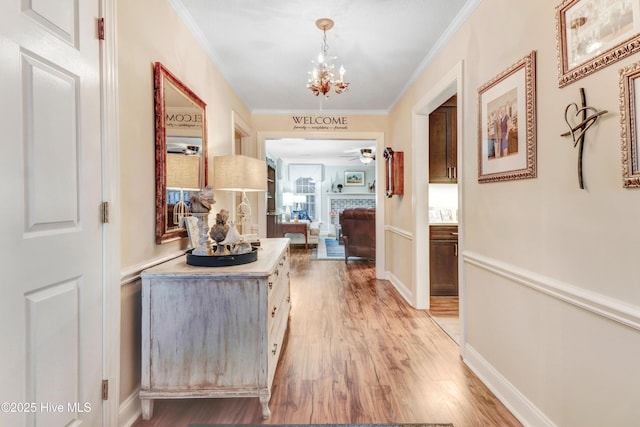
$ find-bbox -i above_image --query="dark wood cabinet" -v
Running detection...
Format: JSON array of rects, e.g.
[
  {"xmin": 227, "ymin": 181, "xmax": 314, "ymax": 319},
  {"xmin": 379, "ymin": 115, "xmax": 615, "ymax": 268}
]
[
  {"xmin": 266, "ymin": 163, "xmax": 277, "ymax": 237},
  {"xmin": 429, "ymin": 225, "xmax": 458, "ymax": 296},
  {"xmin": 429, "ymin": 95, "xmax": 457, "ymax": 183}
]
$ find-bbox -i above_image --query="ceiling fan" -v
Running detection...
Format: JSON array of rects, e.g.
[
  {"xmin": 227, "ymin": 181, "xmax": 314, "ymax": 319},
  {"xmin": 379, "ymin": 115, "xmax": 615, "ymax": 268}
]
[{"xmin": 341, "ymin": 147, "xmax": 376, "ymax": 164}]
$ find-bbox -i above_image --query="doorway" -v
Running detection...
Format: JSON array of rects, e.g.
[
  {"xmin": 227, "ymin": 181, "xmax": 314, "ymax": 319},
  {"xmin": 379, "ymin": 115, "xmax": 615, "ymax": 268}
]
[
  {"xmin": 412, "ymin": 61, "xmax": 465, "ymax": 349},
  {"xmin": 257, "ymin": 131, "xmax": 387, "ymax": 279}
]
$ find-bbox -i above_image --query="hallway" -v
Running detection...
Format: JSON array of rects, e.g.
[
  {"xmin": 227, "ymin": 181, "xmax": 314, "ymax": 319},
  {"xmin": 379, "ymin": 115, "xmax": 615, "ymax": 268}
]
[{"xmin": 132, "ymin": 247, "xmax": 520, "ymax": 426}]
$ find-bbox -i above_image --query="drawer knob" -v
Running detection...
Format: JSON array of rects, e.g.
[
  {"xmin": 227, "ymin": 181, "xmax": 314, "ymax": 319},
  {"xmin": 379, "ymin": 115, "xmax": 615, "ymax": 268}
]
[
  {"xmin": 268, "ymin": 281, "xmax": 273, "ymax": 290},
  {"xmin": 272, "ymin": 343, "xmax": 278, "ymax": 355},
  {"xmin": 271, "ymin": 305, "xmax": 277, "ymax": 317}
]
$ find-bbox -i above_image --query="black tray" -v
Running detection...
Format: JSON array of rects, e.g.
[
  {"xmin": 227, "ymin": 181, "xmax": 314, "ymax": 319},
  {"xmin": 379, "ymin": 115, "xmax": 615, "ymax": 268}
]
[{"xmin": 186, "ymin": 247, "xmax": 258, "ymax": 267}]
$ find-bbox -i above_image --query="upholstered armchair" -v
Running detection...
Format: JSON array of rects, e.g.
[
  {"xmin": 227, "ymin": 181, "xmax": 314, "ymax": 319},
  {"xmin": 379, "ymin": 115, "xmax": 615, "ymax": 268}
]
[{"xmin": 339, "ymin": 208, "xmax": 376, "ymax": 262}]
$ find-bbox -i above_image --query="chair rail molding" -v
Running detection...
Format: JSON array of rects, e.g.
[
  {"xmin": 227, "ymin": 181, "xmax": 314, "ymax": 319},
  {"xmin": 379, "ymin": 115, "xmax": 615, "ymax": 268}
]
[
  {"xmin": 463, "ymin": 251, "xmax": 640, "ymax": 331},
  {"xmin": 385, "ymin": 225, "xmax": 412, "ymax": 240},
  {"xmin": 120, "ymin": 251, "xmax": 185, "ymax": 286}
]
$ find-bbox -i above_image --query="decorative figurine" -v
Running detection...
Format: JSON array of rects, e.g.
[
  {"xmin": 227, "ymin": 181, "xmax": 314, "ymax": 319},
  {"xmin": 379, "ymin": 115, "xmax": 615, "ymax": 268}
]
[
  {"xmin": 190, "ymin": 186, "xmax": 216, "ymax": 255},
  {"xmin": 210, "ymin": 209, "xmax": 230, "ymax": 255}
]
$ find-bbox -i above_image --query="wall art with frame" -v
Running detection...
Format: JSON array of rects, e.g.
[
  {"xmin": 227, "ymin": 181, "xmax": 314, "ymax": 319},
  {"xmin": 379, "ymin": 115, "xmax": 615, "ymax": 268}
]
[
  {"xmin": 619, "ymin": 60, "xmax": 640, "ymax": 187},
  {"xmin": 344, "ymin": 171, "xmax": 365, "ymax": 186},
  {"xmin": 557, "ymin": 0, "xmax": 640, "ymax": 87},
  {"xmin": 478, "ymin": 50, "xmax": 537, "ymax": 183}
]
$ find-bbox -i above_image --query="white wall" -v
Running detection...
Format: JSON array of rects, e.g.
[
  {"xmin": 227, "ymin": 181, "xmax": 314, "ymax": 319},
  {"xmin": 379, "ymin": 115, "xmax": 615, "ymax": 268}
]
[{"xmin": 388, "ymin": 0, "xmax": 640, "ymax": 425}]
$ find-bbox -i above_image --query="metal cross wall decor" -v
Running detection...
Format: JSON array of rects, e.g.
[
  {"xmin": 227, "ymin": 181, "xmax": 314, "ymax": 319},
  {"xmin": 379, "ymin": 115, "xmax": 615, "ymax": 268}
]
[{"xmin": 560, "ymin": 88, "xmax": 607, "ymax": 189}]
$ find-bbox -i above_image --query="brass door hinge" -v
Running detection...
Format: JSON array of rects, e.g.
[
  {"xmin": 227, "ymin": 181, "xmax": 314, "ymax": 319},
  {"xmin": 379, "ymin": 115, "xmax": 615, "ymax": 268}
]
[
  {"xmin": 98, "ymin": 17, "xmax": 105, "ymax": 40},
  {"xmin": 101, "ymin": 201, "xmax": 109, "ymax": 224},
  {"xmin": 102, "ymin": 379, "xmax": 108, "ymax": 400}
]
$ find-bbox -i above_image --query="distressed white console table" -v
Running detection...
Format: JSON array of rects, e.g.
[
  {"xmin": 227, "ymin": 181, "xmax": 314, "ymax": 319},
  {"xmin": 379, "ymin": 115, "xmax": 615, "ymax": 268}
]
[{"xmin": 139, "ymin": 238, "xmax": 291, "ymax": 420}]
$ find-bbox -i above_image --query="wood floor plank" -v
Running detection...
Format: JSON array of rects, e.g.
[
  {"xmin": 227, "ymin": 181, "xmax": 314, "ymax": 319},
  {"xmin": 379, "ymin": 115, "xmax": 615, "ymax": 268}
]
[{"xmin": 131, "ymin": 247, "xmax": 521, "ymax": 426}]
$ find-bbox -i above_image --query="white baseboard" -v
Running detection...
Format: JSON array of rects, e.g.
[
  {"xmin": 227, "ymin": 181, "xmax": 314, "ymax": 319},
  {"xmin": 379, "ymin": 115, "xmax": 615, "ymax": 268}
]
[
  {"xmin": 385, "ymin": 270, "xmax": 413, "ymax": 304},
  {"xmin": 118, "ymin": 387, "xmax": 141, "ymax": 427},
  {"xmin": 463, "ymin": 345, "xmax": 555, "ymax": 427}
]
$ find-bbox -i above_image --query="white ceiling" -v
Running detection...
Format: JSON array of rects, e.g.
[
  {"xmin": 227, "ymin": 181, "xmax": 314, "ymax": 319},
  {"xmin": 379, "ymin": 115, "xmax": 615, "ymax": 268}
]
[{"xmin": 170, "ymin": 0, "xmax": 476, "ymax": 163}]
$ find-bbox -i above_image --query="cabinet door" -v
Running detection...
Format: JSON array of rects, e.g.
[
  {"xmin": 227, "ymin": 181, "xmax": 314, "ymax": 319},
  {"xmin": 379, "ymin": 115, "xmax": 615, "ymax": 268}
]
[
  {"xmin": 430, "ymin": 240, "xmax": 458, "ymax": 296},
  {"xmin": 429, "ymin": 105, "xmax": 457, "ymax": 183}
]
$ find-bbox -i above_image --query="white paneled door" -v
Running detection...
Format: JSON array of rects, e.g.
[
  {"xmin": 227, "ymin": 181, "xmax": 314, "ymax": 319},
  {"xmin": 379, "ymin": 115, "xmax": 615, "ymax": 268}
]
[{"xmin": 0, "ymin": 0, "xmax": 104, "ymax": 426}]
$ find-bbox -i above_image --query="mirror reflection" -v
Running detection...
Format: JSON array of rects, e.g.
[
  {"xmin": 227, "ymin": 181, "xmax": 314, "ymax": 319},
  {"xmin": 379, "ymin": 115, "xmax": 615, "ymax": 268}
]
[{"xmin": 155, "ymin": 62, "xmax": 207, "ymax": 244}]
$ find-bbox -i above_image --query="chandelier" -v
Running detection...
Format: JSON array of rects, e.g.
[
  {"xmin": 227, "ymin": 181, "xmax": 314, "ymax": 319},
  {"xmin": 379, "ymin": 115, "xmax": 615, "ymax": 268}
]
[{"xmin": 307, "ymin": 18, "xmax": 349, "ymax": 98}]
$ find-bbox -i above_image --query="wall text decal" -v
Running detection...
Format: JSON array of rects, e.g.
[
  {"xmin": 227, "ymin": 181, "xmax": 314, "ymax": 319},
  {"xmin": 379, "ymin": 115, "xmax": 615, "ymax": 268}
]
[{"xmin": 291, "ymin": 115, "xmax": 348, "ymax": 131}]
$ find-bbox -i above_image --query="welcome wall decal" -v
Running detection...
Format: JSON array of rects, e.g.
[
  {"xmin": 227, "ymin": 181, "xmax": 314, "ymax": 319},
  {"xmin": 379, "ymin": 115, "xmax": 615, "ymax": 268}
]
[{"xmin": 291, "ymin": 115, "xmax": 348, "ymax": 131}]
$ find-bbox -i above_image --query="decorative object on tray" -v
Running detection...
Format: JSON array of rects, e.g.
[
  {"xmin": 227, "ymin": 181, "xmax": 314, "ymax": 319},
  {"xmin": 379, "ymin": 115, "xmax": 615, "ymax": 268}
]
[
  {"xmin": 190, "ymin": 186, "xmax": 216, "ymax": 255},
  {"xmin": 478, "ymin": 50, "xmax": 537, "ymax": 183},
  {"xmin": 560, "ymin": 87, "xmax": 608, "ymax": 189},
  {"xmin": 210, "ymin": 209, "xmax": 230, "ymax": 255},
  {"xmin": 556, "ymin": 0, "xmax": 640, "ymax": 87},
  {"xmin": 181, "ymin": 216, "xmax": 199, "ymax": 249},
  {"xmin": 187, "ymin": 209, "xmax": 257, "ymax": 266},
  {"xmin": 619, "ymin": 60, "xmax": 640, "ymax": 188}
]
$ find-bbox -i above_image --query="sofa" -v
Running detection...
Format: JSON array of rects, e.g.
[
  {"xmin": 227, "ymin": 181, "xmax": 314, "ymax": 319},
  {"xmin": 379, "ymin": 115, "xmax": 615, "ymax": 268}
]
[{"xmin": 339, "ymin": 208, "xmax": 376, "ymax": 262}]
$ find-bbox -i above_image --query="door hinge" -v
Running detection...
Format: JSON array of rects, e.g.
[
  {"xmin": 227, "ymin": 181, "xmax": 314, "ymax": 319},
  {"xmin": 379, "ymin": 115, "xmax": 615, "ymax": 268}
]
[
  {"xmin": 97, "ymin": 17, "xmax": 105, "ymax": 40},
  {"xmin": 102, "ymin": 380, "xmax": 109, "ymax": 400},
  {"xmin": 101, "ymin": 201, "xmax": 109, "ymax": 224}
]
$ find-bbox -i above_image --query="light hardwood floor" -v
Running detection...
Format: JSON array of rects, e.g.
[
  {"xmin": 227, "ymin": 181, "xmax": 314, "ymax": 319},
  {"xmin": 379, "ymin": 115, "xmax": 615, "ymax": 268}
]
[
  {"xmin": 131, "ymin": 247, "xmax": 521, "ymax": 427},
  {"xmin": 429, "ymin": 297, "xmax": 461, "ymax": 344}
]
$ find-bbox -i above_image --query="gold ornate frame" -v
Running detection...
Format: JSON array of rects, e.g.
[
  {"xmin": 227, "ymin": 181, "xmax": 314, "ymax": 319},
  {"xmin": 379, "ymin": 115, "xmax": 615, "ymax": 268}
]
[
  {"xmin": 556, "ymin": 0, "xmax": 640, "ymax": 87},
  {"xmin": 619, "ymin": 61, "xmax": 640, "ymax": 188},
  {"xmin": 477, "ymin": 51, "xmax": 537, "ymax": 183}
]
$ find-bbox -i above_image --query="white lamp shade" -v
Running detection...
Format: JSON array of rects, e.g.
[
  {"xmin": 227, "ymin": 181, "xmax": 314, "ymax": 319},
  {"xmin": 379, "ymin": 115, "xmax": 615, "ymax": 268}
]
[
  {"xmin": 282, "ymin": 192, "xmax": 294, "ymax": 206},
  {"xmin": 166, "ymin": 153, "xmax": 201, "ymax": 189},
  {"xmin": 293, "ymin": 195, "xmax": 306, "ymax": 203},
  {"xmin": 213, "ymin": 155, "xmax": 267, "ymax": 192}
]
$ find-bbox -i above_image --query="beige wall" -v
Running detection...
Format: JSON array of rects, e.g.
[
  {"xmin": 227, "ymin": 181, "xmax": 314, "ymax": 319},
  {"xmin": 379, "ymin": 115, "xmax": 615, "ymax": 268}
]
[
  {"xmin": 116, "ymin": 0, "xmax": 252, "ymax": 411},
  {"xmin": 389, "ymin": 0, "xmax": 640, "ymax": 424},
  {"xmin": 113, "ymin": 0, "xmax": 640, "ymax": 424}
]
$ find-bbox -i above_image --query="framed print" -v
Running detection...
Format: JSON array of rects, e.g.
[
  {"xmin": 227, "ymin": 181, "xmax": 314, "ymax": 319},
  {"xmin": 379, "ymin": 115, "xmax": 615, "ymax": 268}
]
[
  {"xmin": 478, "ymin": 51, "xmax": 537, "ymax": 183},
  {"xmin": 619, "ymin": 61, "xmax": 640, "ymax": 187},
  {"xmin": 344, "ymin": 171, "xmax": 365, "ymax": 186},
  {"xmin": 557, "ymin": 0, "xmax": 640, "ymax": 87}
]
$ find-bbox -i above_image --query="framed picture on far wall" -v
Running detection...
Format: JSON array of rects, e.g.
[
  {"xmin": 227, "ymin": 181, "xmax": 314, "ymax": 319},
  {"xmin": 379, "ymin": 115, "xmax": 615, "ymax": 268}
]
[
  {"xmin": 478, "ymin": 50, "xmax": 537, "ymax": 183},
  {"xmin": 344, "ymin": 171, "xmax": 365, "ymax": 186},
  {"xmin": 557, "ymin": 0, "xmax": 640, "ymax": 87}
]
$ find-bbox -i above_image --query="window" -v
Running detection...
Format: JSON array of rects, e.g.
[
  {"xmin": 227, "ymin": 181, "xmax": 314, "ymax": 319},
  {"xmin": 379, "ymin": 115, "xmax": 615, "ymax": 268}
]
[{"xmin": 294, "ymin": 177, "xmax": 317, "ymax": 220}]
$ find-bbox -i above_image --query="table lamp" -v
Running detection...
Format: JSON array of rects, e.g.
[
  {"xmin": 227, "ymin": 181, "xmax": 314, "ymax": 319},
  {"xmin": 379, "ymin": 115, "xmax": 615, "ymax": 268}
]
[
  {"xmin": 166, "ymin": 153, "xmax": 201, "ymax": 225},
  {"xmin": 213, "ymin": 155, "xmax": 267, "ymax": 235},
  {"xmin": 282, "ymin": 192, "xmax": 294, "ymax": 221}
]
